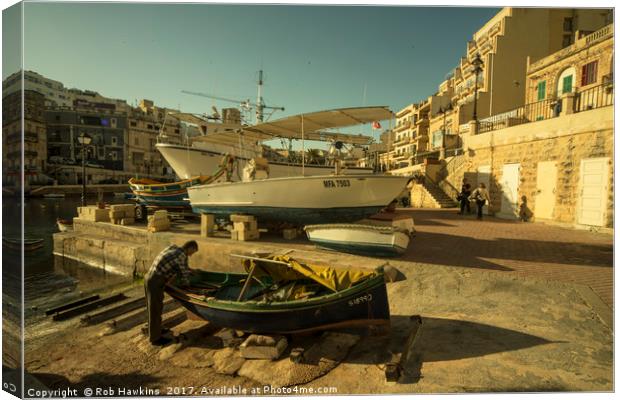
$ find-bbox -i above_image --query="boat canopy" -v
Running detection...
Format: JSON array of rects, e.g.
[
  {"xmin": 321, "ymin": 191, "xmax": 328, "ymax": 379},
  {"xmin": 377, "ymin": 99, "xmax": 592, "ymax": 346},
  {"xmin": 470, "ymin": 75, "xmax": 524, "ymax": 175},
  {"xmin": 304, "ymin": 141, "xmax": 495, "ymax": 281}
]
[
  {"xmin": 243, "ymin": 106, "xmax": 393, "ymax": 144},
  {"xmin": 242, "ymin": 255, "xmax": 377, "ymax": 292},
  {"xmin": 172, "ymin": 107, "xmax": 393, "ymax": 146}
]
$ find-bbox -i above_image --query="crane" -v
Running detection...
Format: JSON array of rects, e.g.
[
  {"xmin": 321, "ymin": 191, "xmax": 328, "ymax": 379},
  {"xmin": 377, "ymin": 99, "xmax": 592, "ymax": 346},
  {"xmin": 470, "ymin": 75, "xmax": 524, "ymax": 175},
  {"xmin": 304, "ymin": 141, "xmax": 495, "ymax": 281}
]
[{"xmin": 181, "ymin": 70, "xmax": 285, "ymax": 124}]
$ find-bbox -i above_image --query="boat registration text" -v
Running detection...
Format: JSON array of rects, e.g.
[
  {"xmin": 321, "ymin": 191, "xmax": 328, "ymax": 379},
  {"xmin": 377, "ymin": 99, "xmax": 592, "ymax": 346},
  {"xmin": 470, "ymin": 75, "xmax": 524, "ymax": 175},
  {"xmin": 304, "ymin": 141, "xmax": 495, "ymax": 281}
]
[
  {"xmin": 348, "ymin": 293, "xmax": 372, "ymax": 306},
  {"xmin": 323, "ymin": 179, "xmax": 351, "ymax": 188}
]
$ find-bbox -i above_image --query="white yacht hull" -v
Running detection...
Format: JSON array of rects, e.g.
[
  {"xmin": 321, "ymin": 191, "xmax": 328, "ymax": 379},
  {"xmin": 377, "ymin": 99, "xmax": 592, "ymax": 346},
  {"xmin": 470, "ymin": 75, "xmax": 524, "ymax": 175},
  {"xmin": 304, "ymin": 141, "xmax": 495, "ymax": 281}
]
[{"xmin": 187, "ymin": 175, "xmax": 410, "ymax": 225}]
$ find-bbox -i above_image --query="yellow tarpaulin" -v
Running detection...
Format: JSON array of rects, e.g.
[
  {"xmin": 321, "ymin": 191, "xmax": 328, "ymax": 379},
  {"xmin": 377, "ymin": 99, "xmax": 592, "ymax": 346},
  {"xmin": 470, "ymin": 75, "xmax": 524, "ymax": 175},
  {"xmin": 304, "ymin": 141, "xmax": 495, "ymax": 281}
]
[{"xmin": 242, "ymin": 255, "xmax": 377, "ymax": 292}]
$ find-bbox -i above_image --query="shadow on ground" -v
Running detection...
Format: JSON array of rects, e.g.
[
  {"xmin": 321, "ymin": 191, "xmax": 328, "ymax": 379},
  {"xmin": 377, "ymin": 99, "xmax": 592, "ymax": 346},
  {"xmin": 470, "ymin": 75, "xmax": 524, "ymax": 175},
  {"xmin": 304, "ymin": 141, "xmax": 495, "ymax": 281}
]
[{"xmin": 345, "ymin": 315, "xmax": 554, "ymax": 383}]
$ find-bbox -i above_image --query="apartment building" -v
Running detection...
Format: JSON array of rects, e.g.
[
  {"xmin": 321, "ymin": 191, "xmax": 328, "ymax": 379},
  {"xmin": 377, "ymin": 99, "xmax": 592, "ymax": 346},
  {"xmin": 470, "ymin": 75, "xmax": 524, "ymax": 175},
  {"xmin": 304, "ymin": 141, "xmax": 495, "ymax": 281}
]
[
  {"xmin": 3, "ymin": 70, "xmax": 73, "ymax": 108},
  {"xmin": 451, "ymin": 8, "xmax": 611, "ymax": 127},
  {"xmin": 126, "ymin": 99, "xmax": 183, "ymax": 178},
  {"xmin": 2, "ymin": 90, "xmax": 51, "ymax": 186},
  {"xmin": 45, "ymin": 108, "xmax": 127, "ymax": 184},
  {"xmin": 441, "ymin": 24, "xmax": 614, "ymax": 227},
  {"xmin": 380, "ymin": 7, "xmax": 611, "ymax": 172}
]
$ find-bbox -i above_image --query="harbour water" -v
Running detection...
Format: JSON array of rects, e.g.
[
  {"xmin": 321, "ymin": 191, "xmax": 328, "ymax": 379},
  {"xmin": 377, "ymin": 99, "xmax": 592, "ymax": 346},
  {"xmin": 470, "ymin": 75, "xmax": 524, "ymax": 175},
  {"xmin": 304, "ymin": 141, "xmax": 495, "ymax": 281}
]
[{"xmin": 2, "ymin": 195, "xmax": 133, "ymax": 324}]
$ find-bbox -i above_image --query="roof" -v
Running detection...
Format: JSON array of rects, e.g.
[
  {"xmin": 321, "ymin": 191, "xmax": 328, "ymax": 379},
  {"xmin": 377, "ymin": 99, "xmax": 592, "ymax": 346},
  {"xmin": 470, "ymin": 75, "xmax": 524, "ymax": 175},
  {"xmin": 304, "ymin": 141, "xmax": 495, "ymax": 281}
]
[{"xmin": 171, "ymin": 106, "xmax": 393, "ymax": 146}]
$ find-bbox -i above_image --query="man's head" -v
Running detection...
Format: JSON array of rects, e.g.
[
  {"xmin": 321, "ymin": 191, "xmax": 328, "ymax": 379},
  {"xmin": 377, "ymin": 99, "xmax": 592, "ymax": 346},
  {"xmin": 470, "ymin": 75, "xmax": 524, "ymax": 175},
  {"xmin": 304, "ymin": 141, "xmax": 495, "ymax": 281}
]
[
  {"xmin": 181, "ymin": 240, "xmax": 199, "ymax": 257},
  {"xmin": 479, "ymin": 183, "xmax": 486, "ymax": 189}
]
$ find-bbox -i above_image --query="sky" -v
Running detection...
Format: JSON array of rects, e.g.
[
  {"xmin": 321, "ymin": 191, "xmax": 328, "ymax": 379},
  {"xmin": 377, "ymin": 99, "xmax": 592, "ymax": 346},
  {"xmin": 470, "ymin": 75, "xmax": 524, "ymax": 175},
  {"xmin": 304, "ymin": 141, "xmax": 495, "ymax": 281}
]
[{"xmin": 3, "ymin": 1, "xmax": 501, "ymax": 143}]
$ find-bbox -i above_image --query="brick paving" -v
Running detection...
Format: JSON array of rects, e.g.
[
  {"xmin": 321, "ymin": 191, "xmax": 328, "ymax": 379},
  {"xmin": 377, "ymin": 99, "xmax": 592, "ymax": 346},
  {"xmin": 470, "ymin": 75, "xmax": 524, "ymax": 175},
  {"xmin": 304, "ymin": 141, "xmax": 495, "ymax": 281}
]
[{"xmin": 397, "ymin": 208, "xmax": 614, "ymax": 307}]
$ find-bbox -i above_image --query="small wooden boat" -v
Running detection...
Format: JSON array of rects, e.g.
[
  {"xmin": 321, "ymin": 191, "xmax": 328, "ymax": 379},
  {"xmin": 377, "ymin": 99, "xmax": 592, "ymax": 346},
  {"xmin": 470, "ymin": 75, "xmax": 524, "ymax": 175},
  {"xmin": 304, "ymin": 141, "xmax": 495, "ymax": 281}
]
[
  {"xmin": 2, "ymin": 237, "xmax": 44, "ymax": 251},
  {"xmin": 56, "ymin": 218, "xmax": 74, "ymax": 232},
  {"xmin": 43, "ymin": 193, "xmax": 65, "ymax": 199},
  {"xmin": 304, "ymin": 223, "xmax": 411, "ymax": 257},
  {"xmin": 129, "ymin": 175, "xmax": 216, "ymax": 209},
  {"xmin": 165, "ymin": 255, "xmax": 390, "ymax": 334}
]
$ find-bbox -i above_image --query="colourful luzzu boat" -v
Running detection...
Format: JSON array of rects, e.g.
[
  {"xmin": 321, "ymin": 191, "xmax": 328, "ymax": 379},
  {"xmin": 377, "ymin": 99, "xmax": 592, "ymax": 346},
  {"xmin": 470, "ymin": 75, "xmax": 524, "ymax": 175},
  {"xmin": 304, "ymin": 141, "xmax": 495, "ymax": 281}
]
[
  {"xmin": 129, "ymin": 176, "xmax": 213, "ymax": 209},
  {"xmin": 165, "ymin": 255, "xmax": 390, "ymax": 334}
]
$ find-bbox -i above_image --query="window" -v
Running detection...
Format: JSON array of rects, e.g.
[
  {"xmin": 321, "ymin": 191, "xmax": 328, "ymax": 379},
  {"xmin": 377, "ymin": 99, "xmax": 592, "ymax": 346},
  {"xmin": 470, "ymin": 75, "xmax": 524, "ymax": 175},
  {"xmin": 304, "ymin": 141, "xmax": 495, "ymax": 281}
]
[
  {"xmin": 562, "ymin": 34, "xmax": 572, "ymax": 48},
  {"xmin": 111, "ymin": 136, "xmax": 118, "ymax": 146},
  {"xmin": 130, "ymin": 121, "xmax": 137, "ymax": 127},
  {"xmin": 537, "ymin": 81, "xmax": 546, "ymax": 101},
  {"xmin": 110, "ymin": 151, "xmax": 117, "ymax": 161},
  {"xmin": 563, "ymin": 17, "xmax": 573, "ymax": 32},
  {"xmin": 562, "ymin": 75, "xmax": 573, "ymax": 94},
  {"xmin": 134, "ymin": 137, "xmax": 139, "ymax": 146},
  {"xmin": 581, "ymin": 61, "xmax": 598, "ymax": 86}
]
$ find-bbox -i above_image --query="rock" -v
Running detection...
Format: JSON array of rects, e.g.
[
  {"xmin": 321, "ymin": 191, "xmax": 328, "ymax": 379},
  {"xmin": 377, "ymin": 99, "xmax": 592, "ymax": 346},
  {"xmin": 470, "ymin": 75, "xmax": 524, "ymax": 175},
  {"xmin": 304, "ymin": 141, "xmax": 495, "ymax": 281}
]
[
  {"xmin": 158, "ymin": 343, "xmax": 183, "ymax": 361},
  {"xmin": 214, "ymin": 328, "xmax": 244, "ymax": 348},
  {"xmin": 237, "ymin": 332, "xmax": 360, "ymax": 386},
  {"xmin": 239, "ymin": 335, "xmax": 288, "ymax": 360},
  {"xmin": 212, "ymin": 347, "xmax": 246, "ymax": 375}
]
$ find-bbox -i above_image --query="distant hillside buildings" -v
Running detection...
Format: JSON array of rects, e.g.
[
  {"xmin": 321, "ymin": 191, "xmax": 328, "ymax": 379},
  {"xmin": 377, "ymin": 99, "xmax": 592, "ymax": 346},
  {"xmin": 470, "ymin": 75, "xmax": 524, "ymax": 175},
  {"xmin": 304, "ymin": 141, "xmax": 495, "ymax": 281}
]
[{"xmin": 2, "ymin": 70, "xmax": 185, "ymax": 186}]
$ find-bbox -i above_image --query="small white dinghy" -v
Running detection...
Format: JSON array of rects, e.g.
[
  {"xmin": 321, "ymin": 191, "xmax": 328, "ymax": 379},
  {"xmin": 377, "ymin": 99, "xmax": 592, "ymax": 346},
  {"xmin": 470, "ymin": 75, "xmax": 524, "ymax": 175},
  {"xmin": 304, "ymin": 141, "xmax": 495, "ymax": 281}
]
[{"xmin": 304, "ymin": 223, "xmax": 411, "ymax": 257}]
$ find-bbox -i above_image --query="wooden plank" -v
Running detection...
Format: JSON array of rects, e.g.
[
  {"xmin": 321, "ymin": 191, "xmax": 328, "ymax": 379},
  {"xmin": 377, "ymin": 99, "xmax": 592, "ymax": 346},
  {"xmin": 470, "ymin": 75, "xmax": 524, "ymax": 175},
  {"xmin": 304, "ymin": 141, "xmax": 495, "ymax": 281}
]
[
  {"xmin": 80, "ymin": 297, "xmax": 146, "ymax": 326},
  {"xmin": 52, "ymin": 293, "xmax": 127, "ymax": 321},
  {"xmin": 385, "ymin": 315, "xmax": 423, "ymax": 382},
  {"xmin": 45, "ymin": 295, "xmax": 100, "ymax": 316}
]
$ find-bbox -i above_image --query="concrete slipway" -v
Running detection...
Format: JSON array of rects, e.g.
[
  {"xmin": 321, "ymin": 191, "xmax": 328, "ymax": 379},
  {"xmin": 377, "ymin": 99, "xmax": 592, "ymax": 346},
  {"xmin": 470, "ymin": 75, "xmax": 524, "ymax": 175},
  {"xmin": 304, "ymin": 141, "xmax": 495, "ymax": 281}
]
[{"xmin": 24, "ymin": 218, "xmax": 613, "ymax": 394}]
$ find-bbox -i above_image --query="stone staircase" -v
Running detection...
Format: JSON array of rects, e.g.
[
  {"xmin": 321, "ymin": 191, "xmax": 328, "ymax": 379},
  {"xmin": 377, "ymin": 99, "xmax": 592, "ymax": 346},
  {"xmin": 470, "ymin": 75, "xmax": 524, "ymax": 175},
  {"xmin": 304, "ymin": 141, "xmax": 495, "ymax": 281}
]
[{"xmin": 422, "ymin": 180, "xmax": 458, "ymax": 208}]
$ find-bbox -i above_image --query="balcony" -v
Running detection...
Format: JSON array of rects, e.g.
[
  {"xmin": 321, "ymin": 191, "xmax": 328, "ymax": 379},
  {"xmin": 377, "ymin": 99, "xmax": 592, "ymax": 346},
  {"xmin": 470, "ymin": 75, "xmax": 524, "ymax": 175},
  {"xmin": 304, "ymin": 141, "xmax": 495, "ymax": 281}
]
[{"xmin": 393, "ymin": 120, "xmax": 411, "ymax": 132}]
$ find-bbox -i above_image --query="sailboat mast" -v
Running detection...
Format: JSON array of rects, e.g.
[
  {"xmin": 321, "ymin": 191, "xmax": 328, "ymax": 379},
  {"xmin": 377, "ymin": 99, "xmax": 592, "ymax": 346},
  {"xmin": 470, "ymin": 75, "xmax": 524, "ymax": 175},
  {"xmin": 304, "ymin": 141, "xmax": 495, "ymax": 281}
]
[{"xmin": 256, "ymin": 70, "xmax": 264, "ymax": 123}]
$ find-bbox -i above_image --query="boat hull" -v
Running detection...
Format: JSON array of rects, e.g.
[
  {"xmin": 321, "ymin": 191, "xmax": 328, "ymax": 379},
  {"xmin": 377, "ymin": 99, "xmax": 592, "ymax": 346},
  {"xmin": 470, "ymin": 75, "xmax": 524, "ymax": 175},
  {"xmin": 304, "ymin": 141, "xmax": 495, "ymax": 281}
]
[
  {"xmin": 3, "ymin": 238, "xmax": 44, "ymax": 251},
  {"xmin": 157, "ymin": 143, "xmax": 373, "ymax": 180},
  {"xmin": 305, "ymin": 224, "xmax": 410, "ymax": 257},
  {"xmin": 165, "ymin": 273, "xmax": 390, "ymax": 334},
  {"xmin": 129, "ymin": 176, "xmax": 210, "ymax": 209},
  {"xmin": 188, "ymin": 175, "xmax": 410, "ymax": 225}
]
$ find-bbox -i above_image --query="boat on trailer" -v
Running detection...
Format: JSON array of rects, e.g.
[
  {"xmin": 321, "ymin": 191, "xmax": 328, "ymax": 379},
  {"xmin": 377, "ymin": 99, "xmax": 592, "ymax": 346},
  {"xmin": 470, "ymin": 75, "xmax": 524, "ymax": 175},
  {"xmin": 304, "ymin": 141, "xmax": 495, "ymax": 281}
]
[
  {"xmin": 304, "ymin": 223, "xmax": 411, "ymax": 257},
  {"xmin": 165, "ymin": 255, "xmax": 390, "ymax": 334}
]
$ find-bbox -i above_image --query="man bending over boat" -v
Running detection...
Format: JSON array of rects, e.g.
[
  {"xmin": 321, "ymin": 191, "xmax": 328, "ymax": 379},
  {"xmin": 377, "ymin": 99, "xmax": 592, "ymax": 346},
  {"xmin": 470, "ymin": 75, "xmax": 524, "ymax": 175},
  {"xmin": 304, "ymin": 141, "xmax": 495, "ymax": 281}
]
[{"xmin": 145, "ymin": 240, "xmax": 198, "ymax": 346}]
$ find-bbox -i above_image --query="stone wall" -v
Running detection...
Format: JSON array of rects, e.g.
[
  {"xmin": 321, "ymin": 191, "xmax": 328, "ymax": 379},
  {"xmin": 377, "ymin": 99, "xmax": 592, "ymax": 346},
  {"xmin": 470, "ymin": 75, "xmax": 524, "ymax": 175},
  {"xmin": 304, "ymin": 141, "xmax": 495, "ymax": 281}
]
[{"xmin": 457, "ymin": 106, "xmax": 613, "ymax": 227}]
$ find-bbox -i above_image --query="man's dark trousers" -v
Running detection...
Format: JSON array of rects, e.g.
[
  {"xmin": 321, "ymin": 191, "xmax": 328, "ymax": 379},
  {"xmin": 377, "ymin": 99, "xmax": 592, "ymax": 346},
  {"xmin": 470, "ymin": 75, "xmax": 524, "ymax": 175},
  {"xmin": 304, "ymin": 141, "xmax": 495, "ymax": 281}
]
[{"xmin": 144, "ymin": 269, "xmax": 167, "ymax": 343}]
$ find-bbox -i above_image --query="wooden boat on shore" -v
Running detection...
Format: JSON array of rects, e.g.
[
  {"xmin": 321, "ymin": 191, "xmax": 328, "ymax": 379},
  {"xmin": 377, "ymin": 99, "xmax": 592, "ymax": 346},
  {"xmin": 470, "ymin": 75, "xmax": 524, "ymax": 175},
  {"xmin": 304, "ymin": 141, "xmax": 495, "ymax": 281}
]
[
  {"xmin": 2, "ymin": 237, "xmax": 44, "ymax": 251},
  {"xmin": 165, "ymin": 255, "xmax": 390, "ymax": 334},
  {"xmin": 304, "ymin": 223, "xmax": 411, "ymax": 257},
  {"xmin": 129, "ymin": 175, "xmax": 213, "ymax": 209},
  {"xmin": 56, "ymin": 218, "xmax": 74, "ymax": 232}
]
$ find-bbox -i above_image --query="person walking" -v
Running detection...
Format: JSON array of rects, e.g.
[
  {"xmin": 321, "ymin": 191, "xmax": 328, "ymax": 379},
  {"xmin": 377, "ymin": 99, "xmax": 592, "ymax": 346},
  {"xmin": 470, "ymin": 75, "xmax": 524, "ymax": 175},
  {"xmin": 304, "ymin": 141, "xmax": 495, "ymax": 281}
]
[
  {"xmin": 469, "ymin": 183, "xmax": 491, "ymax": 220},
  {"xmin": 144, "ymin": 240, "xmax": 198, "ymax": 346},
  {"xmin": 457, "ymin": 178, "xmax": 472, "ymax": 215}
]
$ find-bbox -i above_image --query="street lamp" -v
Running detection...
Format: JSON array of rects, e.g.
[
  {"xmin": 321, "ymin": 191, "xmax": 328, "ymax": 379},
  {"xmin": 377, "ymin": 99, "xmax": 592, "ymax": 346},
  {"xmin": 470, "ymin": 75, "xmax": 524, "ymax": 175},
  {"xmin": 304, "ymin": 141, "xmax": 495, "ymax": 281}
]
[
  {"xmin": 77, "ymin": 132, "xmax": 92, "ymax": 206},
  {"xmin": 471, "ymin": 53, "xmax": 484, "ymax": 122}
]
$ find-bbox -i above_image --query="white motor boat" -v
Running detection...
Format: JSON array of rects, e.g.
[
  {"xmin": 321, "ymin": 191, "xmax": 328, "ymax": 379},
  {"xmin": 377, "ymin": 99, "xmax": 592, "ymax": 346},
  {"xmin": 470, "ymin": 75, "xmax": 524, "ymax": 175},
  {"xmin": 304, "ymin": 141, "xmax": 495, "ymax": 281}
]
[
  {"xmin": 187, "ymin": 174, "xmax": 410, "ymax": 225},
  {"xmin": 157, "ymin": 106, "xmax": 391, "ymax": 180},
  {"xmin": 304, "ymin": 223, "xmax": 411, "ymax": 257}
]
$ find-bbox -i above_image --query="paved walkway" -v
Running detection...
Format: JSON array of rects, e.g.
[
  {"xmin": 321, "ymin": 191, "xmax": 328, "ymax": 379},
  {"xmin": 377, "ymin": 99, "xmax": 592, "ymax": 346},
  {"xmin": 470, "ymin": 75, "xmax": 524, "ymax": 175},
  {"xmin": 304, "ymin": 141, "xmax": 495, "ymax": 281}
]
[{"xmin": 397, "ymin": 208, "xmax": 614, "ymax": 307}]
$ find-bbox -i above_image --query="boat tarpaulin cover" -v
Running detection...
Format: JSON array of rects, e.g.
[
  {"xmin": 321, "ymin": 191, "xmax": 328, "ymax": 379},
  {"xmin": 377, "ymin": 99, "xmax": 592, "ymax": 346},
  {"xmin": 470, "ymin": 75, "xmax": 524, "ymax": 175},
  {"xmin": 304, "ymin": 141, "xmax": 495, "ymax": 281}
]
[{"xmin": 242, "ymin": 255, "xmax": 376, "ymax": 292}]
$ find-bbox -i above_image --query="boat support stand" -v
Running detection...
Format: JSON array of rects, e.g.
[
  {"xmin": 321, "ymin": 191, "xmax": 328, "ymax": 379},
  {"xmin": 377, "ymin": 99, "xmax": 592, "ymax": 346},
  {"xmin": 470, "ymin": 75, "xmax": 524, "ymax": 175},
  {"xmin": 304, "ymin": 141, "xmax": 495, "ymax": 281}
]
[{"xmin": 385, "ymin": 315, "xmax": 423, "ymax": 382}]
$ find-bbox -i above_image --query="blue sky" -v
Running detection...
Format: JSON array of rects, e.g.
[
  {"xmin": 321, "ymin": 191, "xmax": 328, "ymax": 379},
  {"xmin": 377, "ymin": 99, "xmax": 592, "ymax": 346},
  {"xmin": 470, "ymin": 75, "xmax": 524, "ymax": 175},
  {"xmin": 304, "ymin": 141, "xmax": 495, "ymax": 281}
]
[{"xmin": 4, "ymin": 2, "xmax": 499, "ymax": 141}]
